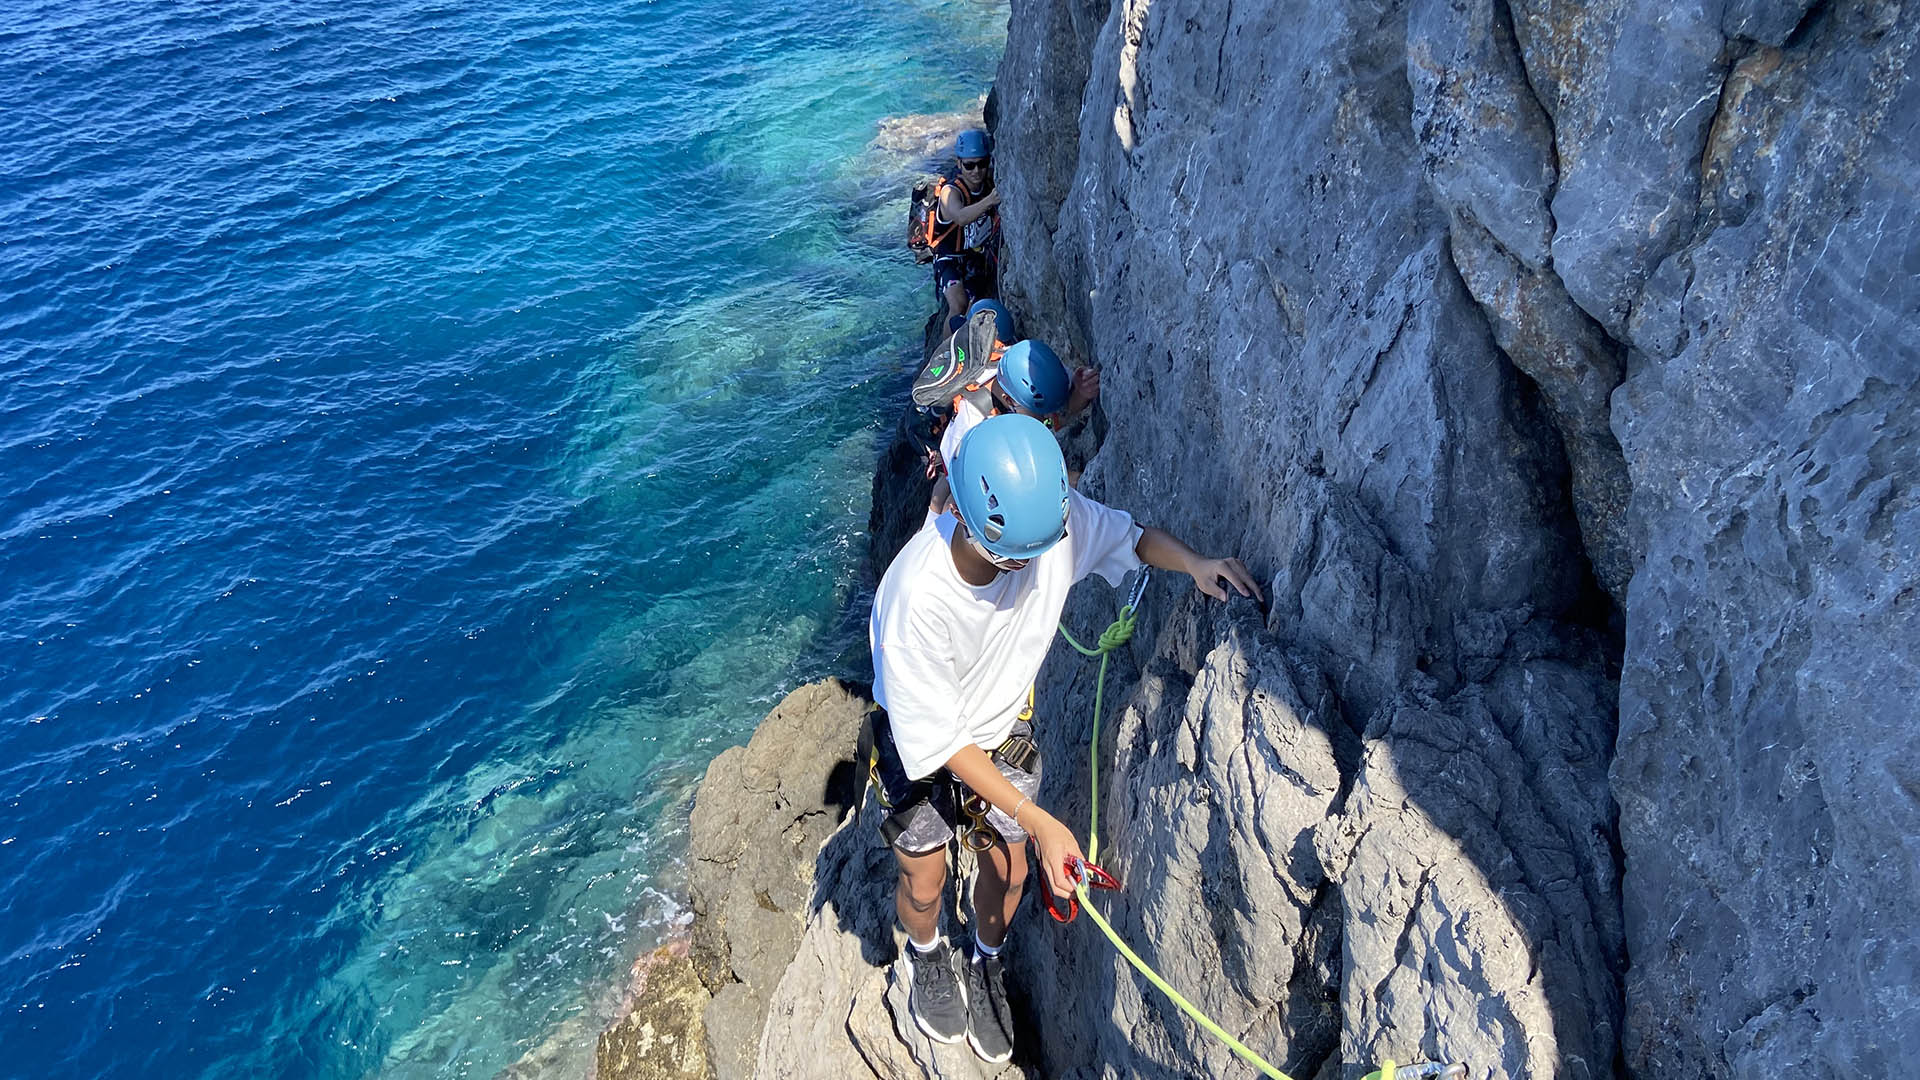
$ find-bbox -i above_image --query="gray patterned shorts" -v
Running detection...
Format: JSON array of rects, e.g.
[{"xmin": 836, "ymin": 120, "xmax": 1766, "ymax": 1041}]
[{"xmin": 871, "ymin": 717, "xmax": 1042, "ymax": 856}]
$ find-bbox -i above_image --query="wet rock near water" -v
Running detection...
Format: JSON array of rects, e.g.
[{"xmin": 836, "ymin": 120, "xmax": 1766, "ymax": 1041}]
[{"xmin": 593, "ymin": 944, "xmax": 712, "ymax": 1080}]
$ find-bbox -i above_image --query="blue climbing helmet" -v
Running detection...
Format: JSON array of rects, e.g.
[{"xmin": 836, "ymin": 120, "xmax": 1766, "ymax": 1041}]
[
  {"xmin": 967, "ymin": 298, "xmax": 1014, "ymax": 343},
  {"xmin": 995, "ymin": 339, "xmax": 1071, "ymax": 415},
  {"xmin": 951, "ymin": 414, "xmax": 1070, "ymax": 561},
  {"xmin": 953, "ymin": 128, "xmax": 991, "ymax": 161}
]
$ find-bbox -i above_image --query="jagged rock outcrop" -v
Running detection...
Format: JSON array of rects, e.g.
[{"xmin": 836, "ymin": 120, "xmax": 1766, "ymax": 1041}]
[
  {"xmin": 685, "ymin": 679, "xmax": 867, "ymax": 1080},
  {"xmin": 1323, "ymin": 654, "xmax": 1620, "ymax": 1080},
  {"xmin": 665, "ymin": 0, "xmax": 1914, "ymax": 1077},
  {"xmin": 1011, "ymin": 597, "xmax": 1354, "ymax": 1079},
  {"xmin": 1004, "ymin": 580, "xmax": 1619, "ymax": 1080},
  {"xmin": 987, "ymin": 0, "xmax": 1915, "ymax": 1075},
  {"xmin": 1406, "ymin": 0, "xmax": 1636, "ymax": 600}
]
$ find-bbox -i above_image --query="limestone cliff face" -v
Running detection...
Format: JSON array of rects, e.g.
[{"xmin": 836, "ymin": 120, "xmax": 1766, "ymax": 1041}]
[
  {"xmin": 652, "ymin": 2, "xmax": 1915, "ymax": 1078},
  {"xmin": 987, "ymin": 0, "xmax": 1917, "ymax": 1076}
]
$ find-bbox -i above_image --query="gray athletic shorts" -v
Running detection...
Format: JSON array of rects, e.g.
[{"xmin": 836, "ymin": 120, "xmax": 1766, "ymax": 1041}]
[{"xmin": 873, "ymin": 719, "xmax": 1042, "ymax": 856}]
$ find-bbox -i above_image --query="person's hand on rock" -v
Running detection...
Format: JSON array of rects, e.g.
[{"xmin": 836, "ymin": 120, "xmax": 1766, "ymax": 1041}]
[
  {"xmin": 1187, "ymin": 555, "xmax": 1261, "ymax": 603},
  {"xmin": 1066, "ymin": 366, "xmax": 1100, "ymax": 417}
]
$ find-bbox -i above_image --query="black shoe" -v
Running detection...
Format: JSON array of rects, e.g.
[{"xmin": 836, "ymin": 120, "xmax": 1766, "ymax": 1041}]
[
  {"xmin": 965, "ymin": 951, "xmax": 1014, "ymax": 1063},
  {"xmin": 903, "ymin": 941, "xmax": 968, "ymax": 1044}
]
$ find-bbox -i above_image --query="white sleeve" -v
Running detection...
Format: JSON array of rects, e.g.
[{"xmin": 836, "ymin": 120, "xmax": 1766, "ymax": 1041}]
[
  {"xmin": 939, "ymin": 398, "xmax": 986, "ymax": 478},
  {"xmin": 874, "ymin": 642, "xmax": 971, "ymax": 780},
  {"xmin": 1066, "ymin": 487, "xmax": 1145, "ymax": 587}
]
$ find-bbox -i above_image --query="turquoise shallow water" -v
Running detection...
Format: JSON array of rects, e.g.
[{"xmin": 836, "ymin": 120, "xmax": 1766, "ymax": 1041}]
[{"xmin": 0, "ymin": 0, "xmax": 1004, "ymax": 1075}]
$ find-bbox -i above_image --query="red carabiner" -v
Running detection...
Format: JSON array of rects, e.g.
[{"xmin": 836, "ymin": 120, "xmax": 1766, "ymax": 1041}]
[{"xmin": 1040, "ymin": 856, "xmax": 1121, "ymax": 923}]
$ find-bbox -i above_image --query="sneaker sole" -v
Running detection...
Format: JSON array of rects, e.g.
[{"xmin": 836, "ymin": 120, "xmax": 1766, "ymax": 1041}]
[
  {"xmin": 902, "ymin": 953, "xmax": 968, "ymax": 1045},
  {"xmin": 912, "ymin": 1007, "xmax": 968, "ymax": 1046},
  {"xmin": 966, "ymin": 1029, "xmax": 1013, "ymax": 1064}
]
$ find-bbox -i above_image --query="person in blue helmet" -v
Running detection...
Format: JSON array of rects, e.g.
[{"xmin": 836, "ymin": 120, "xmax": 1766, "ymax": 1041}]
[
  {"xmin": 941, "ymin": 338, "xmax": 1098, "ymax": 469},
  {"xmin": 911, "ymin": 331, "xmax": 1101, "ymax": 513},
  {"xmin": 867, "ymin": 413, "xmax": 1261, "ymax": 1062},
  {"xmin": 929, "ymin": 128, "xmax": 1001, "ymax": 333}
]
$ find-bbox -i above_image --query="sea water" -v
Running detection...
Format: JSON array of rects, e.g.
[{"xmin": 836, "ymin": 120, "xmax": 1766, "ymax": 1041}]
[{"xmin": 0, "ymin": 0, "xmax": 1005, "ymax": 1075}]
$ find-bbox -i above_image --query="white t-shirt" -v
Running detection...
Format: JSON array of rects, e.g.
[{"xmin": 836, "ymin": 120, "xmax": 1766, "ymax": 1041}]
[
  {"xmin": 938, "ymin": 396, "xmax": 987, "ymax": 478},
  {"xmin": 869, "ymin": 488, "xmax": 1145, "ymax": 779}
]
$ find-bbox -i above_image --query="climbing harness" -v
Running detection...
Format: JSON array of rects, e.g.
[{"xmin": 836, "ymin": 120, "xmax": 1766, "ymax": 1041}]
[{"xmin": 1054, "ymin": 568, "xmax": 1464, "ymax": 1080}]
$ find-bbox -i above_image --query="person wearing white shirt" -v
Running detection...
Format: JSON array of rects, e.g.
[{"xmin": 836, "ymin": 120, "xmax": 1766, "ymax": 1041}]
[
  {"xmin": 917, "ymin": 335, "xmax": 1100, "ymax": 516},
  {"xmin": 867, "ymin": 413, "xmax": 1261, "ymax": 1061}
]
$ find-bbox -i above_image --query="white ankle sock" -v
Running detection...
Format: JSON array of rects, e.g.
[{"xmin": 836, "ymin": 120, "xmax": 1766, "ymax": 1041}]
[
  {"xmin": 909, "ymin": 934, "xmax": 943, "ymax": 954},
  {"xmin": 972, "ymin": 933, "xmax": 1002, "ymax": 959}
]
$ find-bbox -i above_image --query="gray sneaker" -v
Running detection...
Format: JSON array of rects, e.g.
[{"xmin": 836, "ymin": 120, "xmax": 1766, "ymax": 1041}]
[
  {"xmin": 903, "ymin": 941, "xmax": 968, "ymax": 1044},
  {"xmin": 965, "ymin": 952, "xmax": 1014, "ymax": 1063}
]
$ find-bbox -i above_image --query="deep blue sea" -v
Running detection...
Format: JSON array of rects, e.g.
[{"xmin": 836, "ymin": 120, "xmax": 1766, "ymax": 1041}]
[{"xmin": 0, "ymin": 0, "xmax": 1004, "ymax": 1075}]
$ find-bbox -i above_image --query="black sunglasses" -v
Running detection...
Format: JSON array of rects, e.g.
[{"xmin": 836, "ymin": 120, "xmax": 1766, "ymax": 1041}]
[{"xmin": 958, "ymin": 158, "xmax": 988, "ymax": 170}]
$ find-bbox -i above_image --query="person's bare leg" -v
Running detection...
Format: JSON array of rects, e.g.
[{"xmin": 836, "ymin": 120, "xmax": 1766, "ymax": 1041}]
[
  {"xmin": 895, "ymin": 846, "xmax": 949, "ymax": 945},
  {"xmin": 970, "ymin": 837, "xmax": 1027, "ymax": 948},
  {"xmin": 942, "ymin": 280, "xmax": 969, "ymax": 327}
]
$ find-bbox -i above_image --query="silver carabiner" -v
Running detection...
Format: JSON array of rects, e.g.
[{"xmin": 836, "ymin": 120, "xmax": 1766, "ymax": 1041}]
[{"xmin": 1124, "ymin": 567, "xmax": 1151, "ymax": 614}]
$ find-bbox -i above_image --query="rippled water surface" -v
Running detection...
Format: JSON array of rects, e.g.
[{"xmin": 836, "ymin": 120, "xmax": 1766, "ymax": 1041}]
[{"xmin": 0, "ymin": 0, "xmax": 1004, "ymax": 1074}]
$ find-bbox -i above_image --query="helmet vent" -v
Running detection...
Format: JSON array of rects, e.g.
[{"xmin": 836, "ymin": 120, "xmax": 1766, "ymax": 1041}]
[{"xmin": 982, "ymin": 515, "xmax": 1006, "ymax": 542}]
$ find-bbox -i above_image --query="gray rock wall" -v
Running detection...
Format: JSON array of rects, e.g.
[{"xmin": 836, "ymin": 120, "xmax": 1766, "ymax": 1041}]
[
  {"xmin": 677, "ymin": 0, "xmax": 1914, "ymax": 1076},
  {"xmin": 987, "ymin": 0, "xmax": 1916, "ymax": 1075},
  {"xmin": 992, "ymin": 0, "xmax": 1628, "ymax": 1070},
  {"xmin": 1608, "ymin": 4, "xmax": 1919, "ymax": 1074},
  {"xmin": 685, "ymin": 679, "xmax": 868, "ymax": 1080}
]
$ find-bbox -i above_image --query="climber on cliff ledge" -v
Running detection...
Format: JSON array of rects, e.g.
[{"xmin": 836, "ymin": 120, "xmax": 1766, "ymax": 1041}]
[
  {"xmin": 907, "ymin": 310, "xmax": 1100, "ymax": 513},
  {"xmin": 929, "ymin": 128, "xmax": 1001, "ymax": 334},
  {"xmin": 866, "ymin": 413, "xmax": 1260, "ymax": 1063}
]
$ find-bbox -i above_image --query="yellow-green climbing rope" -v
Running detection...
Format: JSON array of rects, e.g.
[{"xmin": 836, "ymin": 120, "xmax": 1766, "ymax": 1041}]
[
  {"xmin": 1058, "ymin": 576, "xmax": 1459, "ymax": 1080},
  {"xmin": 1057, "ymin": 582, "xmax": 1294, "ymax": 1080},
  {"xmin": 1055, "ymin": 609, "xmax": 1136, "ymax": 867}
]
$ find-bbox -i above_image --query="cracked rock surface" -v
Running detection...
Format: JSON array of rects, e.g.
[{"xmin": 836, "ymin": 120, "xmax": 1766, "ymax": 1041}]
[
  {"xmin": 685, "ymin": 678, "xmax": 867, "ymax": 1080},
  {"xmin": 636, "ymin": 0, "xmax": 1915, "ymax": 1076},
  {"xmin": 1608, "ymin": 4, "xmax": 1920, "ymax": 1074},
  {"xmin": 989, "ymin": 0, "xmax": 1914, "ymax": 1073}
]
